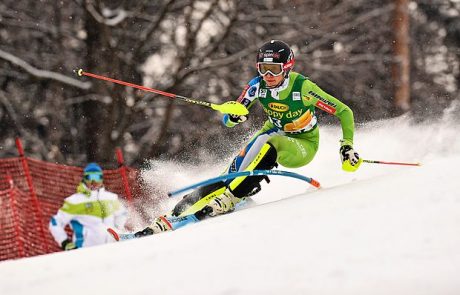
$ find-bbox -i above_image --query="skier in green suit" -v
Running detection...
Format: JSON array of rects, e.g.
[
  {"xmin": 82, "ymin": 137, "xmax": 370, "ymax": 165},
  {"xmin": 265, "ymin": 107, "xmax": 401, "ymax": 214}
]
[{"xmin": 135, "ymin": 40, "xmax": 362, "ymax": 236}]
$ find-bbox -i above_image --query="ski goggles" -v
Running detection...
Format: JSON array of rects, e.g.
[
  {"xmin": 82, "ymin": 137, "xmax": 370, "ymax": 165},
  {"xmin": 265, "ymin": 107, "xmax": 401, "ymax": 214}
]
[
  {"xmin": 83, "ymin": 172, "xmax": 103, "ymax": 183},
  {"xmin": 257, "ymin": 62, "xmax": 284, "ymax": 76}
]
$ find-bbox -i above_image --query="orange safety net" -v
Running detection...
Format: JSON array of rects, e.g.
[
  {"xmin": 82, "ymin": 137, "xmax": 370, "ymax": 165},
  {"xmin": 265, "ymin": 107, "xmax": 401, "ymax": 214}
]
[{"xmin": 0, "ymin": 154, "xmax": 142, "ymax": 261}]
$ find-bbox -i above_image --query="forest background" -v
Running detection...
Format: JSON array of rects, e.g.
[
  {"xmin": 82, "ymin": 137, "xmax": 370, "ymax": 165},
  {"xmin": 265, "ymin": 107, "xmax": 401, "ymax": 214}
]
[{"xmin": 0, "ymin": 0, "xmax": 459, "ymax": 167}]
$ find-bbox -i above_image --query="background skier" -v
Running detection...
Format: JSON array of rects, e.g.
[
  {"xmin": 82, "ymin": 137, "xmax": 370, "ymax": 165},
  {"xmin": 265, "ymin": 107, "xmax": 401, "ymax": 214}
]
[{"xmin": 49, "ymin": 163, "xmax": 127, "ymax": 250}]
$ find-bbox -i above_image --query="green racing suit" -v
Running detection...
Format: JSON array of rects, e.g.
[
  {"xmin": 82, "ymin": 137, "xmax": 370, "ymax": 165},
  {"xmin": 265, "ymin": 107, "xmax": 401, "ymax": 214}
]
[{"xmin": 170, "ymin": 71, "xmax": 356, "ymax": 217}]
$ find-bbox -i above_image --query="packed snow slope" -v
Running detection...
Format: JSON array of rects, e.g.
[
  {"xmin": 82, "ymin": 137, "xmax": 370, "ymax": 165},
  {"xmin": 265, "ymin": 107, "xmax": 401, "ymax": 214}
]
[{"xmin": 1, "ymin": 113, "xmax": 460, "ymax": 295}]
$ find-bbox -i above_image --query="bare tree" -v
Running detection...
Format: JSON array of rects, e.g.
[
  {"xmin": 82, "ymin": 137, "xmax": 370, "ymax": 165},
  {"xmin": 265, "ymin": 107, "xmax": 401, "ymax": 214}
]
[
  {"xmin": 392, "ymin": 0, "xmax": 411, "ymax": 112},
  {"xmin": 0, "ymin": 0, "xmax": 458, "ymax": 165}
]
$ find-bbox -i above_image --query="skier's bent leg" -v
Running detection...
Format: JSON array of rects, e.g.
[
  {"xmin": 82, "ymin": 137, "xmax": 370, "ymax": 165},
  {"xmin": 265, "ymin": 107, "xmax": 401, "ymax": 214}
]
[
  {"xmin": 134, "ymin": 181, "xmax": 230, "ymax": 237},
  {"xmin": 269, "ymin": 128, "xmax": 319, "ymax": 168},
  {"xmin": 172, "ymin": 181, "xmax": 227, "ymax": 217},
  {"xmin": 134, "ymin": 143, "xmax": 278, "ymax": 235},
  {"xmin": 208, "ymin": 142, "xmax": 278, "ymax": 216}
]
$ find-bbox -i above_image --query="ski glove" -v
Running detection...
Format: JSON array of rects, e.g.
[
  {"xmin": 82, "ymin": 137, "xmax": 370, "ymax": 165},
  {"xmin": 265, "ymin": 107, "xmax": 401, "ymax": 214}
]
[
  {"xmin": 228, "ymin": 114, "xmax": 248, "ymax": 124},
  {"xmin": 61, "ymin": 239, "xmax": 77, "ymax": 251},
  {"xmin": 340, "ymin": 144, "xmax": 362, "ymax": 172},
  {"xmin": 223, "ymin": 114, "xmax": 248, "ymax": 128}
]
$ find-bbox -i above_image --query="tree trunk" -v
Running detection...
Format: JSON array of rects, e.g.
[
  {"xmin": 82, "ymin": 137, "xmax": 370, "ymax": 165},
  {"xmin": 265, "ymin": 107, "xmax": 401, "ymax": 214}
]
[
  {"xmin": 392, "ymin": 0, "xmax": 411, "ymax": 112},
  {"xmin": 83, "ymin": 7, "xmax": 113, "ymax": 163}
]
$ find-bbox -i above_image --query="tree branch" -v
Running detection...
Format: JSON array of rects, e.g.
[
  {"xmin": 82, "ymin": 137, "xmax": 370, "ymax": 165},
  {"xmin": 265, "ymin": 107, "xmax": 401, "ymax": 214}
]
[
  {"xmin": 0, "ymin": 49, "xmax": 91, "ymax": 90},
  {"xmin": 132, "ymin": 0, "xmax": 176, "ymax": 60}
]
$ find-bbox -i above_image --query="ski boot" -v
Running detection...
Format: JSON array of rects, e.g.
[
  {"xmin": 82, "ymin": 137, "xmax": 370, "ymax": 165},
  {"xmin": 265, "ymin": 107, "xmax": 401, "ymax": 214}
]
[
  {"xmin": 134, "ymin": 215, "xmax": 173, "ymax": 237},
  {"xmin": 207, "ymin": 189, "xmax": 242, "ymax": 216}
]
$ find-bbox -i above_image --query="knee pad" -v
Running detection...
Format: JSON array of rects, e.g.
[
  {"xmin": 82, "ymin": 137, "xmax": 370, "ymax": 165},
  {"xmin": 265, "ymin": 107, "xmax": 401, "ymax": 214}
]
[{"xmin": 229, "ymin": 142, "xmax": 277, "ymax": 198}]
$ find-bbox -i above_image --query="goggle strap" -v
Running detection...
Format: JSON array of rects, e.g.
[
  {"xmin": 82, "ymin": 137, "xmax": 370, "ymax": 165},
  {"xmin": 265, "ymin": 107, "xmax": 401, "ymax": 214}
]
[{"xmin": 283, "ymin": 59, "xmax": 294, "ymax": 71}]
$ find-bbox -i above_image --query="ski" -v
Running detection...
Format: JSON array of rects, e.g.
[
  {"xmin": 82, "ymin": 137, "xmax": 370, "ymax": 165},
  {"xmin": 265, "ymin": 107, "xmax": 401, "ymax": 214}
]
[
  {"xmin": 107, "ymin": 228, "xmax": 136, "ymax": 241},
  {"xmin": 108, "ymin": 199, "xmax": 250, "ymax": 242},
  {"xmin": 108, "ymin": 213, "xmax": 201, "ymax": 241}
]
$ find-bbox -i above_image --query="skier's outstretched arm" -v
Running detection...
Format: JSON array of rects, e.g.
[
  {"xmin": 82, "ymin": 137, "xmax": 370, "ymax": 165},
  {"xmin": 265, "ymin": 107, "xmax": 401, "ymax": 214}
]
[{"xmin": 302, "ymin": 80, "xmax": 362, "ymax": 172}]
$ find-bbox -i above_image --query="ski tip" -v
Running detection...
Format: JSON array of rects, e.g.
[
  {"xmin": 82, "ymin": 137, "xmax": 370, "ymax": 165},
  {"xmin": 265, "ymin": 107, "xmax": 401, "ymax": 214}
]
[{"xmin": 107, "ymin": 228, "xmax": 120, "ymax": 241}]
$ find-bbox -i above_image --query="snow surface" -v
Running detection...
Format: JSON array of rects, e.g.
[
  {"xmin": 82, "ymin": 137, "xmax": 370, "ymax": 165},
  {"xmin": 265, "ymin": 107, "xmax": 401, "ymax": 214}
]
[{"xmin": 1, "ymin": 114, "xmax": 460, "ymax": 295}]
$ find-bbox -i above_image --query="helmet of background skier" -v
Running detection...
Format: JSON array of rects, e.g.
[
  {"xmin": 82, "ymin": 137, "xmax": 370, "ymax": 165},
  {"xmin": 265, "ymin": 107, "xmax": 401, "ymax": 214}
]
[
  {"xmin": 256, "ymin": 40, "xmax": 295, "ymax": 74},
  {"xmin": 83, "ymin": 163, "xmax": 102, "ymax": 174}
]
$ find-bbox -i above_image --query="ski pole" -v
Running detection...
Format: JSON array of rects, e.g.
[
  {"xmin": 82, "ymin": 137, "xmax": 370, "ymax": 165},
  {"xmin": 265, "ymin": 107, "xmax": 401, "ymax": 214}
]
[
  {"xmin": 168, "ymin": 169, "xmax": 320, "ymax": 197},
  {"xmin": 363, "ymin": 159, "xmax": 421, "ymax": 166},
  {"xmin": 75, "ymin": 69, "xmax": 248, "ymax": 116}
]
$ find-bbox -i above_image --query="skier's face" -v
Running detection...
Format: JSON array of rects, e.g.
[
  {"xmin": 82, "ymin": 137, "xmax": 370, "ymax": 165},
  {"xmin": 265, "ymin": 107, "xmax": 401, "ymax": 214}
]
[
  {"xmin": 84, "ymin": 180, "xmax": 103, "ymax": 190},
  {"xmin": 263, "ymin": 72, "xmax": 284, "ymax": 88},
  {"xmin": 83, "ymin": 172, "xmax": 103, "ymax": 190}
]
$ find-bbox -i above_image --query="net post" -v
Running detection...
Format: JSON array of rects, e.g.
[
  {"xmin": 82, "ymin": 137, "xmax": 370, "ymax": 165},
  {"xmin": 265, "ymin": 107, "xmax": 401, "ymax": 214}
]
[
  {"xmin": 7, "ymin": 174, "xmax": 26, "ymax": 258},
  {"xmin": 116, "ymin": 148, "xmax": 133, "ymax": 204},
  {"xmin": 15, "ymin": 138, "xmax": 49, "ymax": 252}
]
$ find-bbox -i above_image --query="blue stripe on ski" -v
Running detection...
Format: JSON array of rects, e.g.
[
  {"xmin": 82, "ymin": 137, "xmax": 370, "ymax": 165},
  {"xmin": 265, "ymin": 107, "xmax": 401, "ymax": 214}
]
[
  {"xmin": 108, "ymin": 215, "xmax": 200, "ymax": 241},
  {"xmin": 168, "ymin": 169, "xmax": 318, "ymax": 197},
  {"xmin": 167, "ymin": 214, "xmax": 200, "ymax": 230},
  {"xmin": 117, "ymin": 232, "xmax": 137, "ymax": 240}
]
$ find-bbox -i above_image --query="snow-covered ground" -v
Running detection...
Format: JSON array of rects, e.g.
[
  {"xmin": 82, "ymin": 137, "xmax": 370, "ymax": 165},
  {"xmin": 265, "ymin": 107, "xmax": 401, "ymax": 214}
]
[{"xmin": 1, "ymin": 114, "xmax": 459, "ymax": 295}]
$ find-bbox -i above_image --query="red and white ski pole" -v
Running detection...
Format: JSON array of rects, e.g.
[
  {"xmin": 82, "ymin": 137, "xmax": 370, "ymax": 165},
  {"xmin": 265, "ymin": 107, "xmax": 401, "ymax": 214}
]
[
  {"xmin": 75, "ymin": 69, "xmax": 248, "ymax": 116},
  {"xmin": 363, "ymin": 159, "xmax": 421, "ymax": 166}
]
